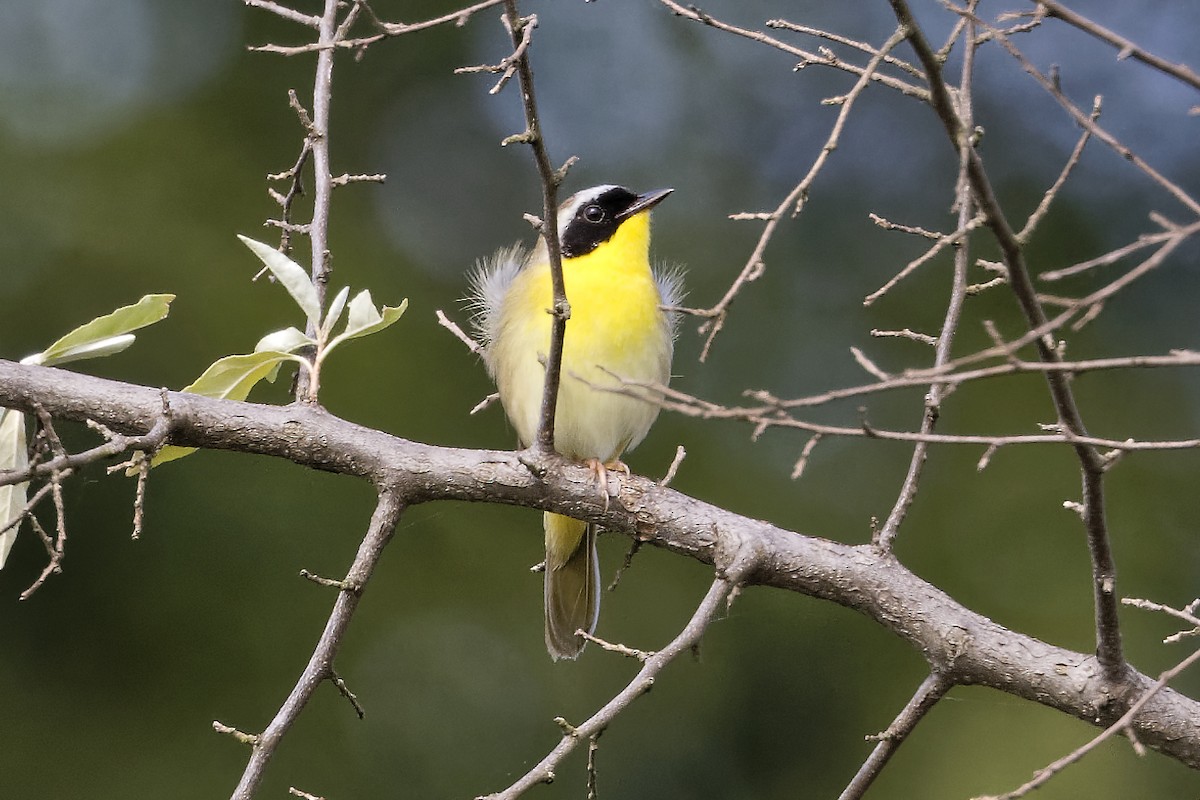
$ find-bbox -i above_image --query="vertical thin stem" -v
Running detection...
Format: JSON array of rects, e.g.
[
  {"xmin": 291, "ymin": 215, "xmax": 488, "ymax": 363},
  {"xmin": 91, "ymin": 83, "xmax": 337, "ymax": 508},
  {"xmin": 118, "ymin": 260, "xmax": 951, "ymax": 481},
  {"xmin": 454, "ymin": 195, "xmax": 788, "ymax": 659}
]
[
  {"xmin": 875, "ymin": 4, "xmax": 976, "ymax": 549},
  {"xmin": 294, "ymin": 0, "xmax": 339, "ymax": 400},
  {"xmin": 887, "ymin": 0, "xmax": 1124, "ymax": 681},
  {"xmin": 500, "ymin": 0, "xmax": 568, "ymax": 454}
]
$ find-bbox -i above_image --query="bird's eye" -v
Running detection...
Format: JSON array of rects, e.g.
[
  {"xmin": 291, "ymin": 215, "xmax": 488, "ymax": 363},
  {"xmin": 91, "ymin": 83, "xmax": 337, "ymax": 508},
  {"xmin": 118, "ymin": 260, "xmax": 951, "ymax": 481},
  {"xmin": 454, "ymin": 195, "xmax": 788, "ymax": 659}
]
[{"xmin": 582, "ymin": 204, "xmax": 605, "ymax": 223}]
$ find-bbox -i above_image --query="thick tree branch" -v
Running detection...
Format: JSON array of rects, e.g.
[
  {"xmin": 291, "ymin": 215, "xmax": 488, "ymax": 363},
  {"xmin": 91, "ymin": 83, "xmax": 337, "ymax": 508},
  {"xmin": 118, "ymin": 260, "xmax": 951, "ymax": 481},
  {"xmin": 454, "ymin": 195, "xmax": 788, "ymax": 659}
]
[{"xmin": 2, "ymin": 359, "xmax": 1198, "ymax": 768}]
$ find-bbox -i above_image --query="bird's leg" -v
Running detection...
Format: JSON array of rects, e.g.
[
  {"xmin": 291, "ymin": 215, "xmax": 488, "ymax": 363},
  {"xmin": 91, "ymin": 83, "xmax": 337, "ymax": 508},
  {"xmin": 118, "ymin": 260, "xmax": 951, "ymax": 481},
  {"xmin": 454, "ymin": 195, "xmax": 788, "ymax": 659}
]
[
  {"xmin": 585, "ymin": 458, "xmax": 630, "ymax": 511},
  {"xmin": 585, "ymin": 458, "xmax": 611, "ymax": 510}
]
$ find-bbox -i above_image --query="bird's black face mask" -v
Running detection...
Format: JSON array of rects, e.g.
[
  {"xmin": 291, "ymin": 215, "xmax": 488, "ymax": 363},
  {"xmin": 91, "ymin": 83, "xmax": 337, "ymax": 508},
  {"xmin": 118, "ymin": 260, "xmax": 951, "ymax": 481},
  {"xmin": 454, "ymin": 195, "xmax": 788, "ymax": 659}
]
[{"xmin": 559, "ymin": 187, "xmax": 640, "ymax": 258}]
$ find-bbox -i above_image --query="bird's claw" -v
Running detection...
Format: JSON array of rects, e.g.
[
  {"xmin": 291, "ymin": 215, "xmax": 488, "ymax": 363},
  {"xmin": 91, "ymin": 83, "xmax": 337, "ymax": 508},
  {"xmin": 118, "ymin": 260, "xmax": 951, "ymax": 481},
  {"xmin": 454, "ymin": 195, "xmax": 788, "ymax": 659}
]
[{"xmin": 586, "ymin": 458, "xmax": 629, "ymax": 511}]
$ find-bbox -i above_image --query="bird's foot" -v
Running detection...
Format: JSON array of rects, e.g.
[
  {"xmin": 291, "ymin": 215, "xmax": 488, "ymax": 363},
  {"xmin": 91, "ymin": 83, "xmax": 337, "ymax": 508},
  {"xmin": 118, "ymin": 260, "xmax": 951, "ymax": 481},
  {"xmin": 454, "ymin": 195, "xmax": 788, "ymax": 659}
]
[{"xmin": 585, "ymin": 458, "xmax": 629, "ymax": 511}]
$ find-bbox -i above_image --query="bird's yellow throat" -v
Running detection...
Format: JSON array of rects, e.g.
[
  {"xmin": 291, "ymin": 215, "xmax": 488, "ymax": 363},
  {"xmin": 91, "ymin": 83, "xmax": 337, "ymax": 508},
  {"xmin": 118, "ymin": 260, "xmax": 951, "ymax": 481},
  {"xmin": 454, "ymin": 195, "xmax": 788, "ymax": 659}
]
[{"xmin": 555, "ymin": 210, "xmax": 661, "ymax": 343}]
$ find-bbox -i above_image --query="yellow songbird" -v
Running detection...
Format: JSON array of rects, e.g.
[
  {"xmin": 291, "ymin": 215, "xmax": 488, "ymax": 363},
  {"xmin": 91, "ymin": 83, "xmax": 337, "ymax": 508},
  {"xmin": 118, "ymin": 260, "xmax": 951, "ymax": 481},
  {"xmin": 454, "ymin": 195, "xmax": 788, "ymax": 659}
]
[{"xmin": 468, "ymin": 184, "xmax": 682, "ymax": 660}]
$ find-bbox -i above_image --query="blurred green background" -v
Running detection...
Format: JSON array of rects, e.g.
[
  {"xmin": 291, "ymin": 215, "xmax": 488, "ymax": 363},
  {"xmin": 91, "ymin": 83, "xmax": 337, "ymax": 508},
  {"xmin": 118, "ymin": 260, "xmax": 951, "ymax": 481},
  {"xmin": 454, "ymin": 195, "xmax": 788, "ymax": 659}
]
[{"xmin": 2, "ymin": 1, "xmax": 1199, "ymax": 798}]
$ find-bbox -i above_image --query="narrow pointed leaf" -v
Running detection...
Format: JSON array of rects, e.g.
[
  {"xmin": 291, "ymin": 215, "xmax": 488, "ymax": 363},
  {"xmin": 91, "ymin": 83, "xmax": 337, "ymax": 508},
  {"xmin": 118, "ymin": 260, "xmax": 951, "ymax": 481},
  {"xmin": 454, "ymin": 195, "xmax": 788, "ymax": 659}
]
[
  {"xmin": 23, "ymin": 334, "xmax": 138, "ymax": 367},
  {"xmin": 0, "ymin": 409, "xmax": 29, "ymax": 569},
  {"xmin": 238, "ymin": 235, "xmax": 321, "ymax": 326},
  {"xmin": 182, "ymin": 351, "xmax": 302, "ymax": 400},
  {"xmin": 22, "ymin": 294, "xmax": 174, "ymax": 367},
  {"xmin": 321, "ymin": 286, "xmax": 351, "ymax": 338},
  {"xmin": 149, "ymin": 351, "xmax": 305, "ymax": 468}
]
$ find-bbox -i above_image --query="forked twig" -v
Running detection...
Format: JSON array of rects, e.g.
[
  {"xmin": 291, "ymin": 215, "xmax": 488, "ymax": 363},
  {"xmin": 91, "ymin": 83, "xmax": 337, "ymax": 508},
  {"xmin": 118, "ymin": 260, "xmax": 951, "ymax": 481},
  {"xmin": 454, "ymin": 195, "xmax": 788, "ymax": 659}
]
[
  {"xmin": 665, "ymin": 22, "xmax": 910, "ymax": 360},
  {"xmin": 1036, "ymin": 0, "xmax": 1200, "ymax": 92},
  {"xmin": 837, "ymin": 673, "xmax": 953, "ymax": 800},
  {"xmin": 875, "ymin": 1, "xmax": 978, "ymax": 550},
  {"xmin": 888, "ymin": 0, "xmax": 1126, "ymax": 679},
  {"xmin": 977, "ymin": 646, "xmax": 1200, "ymax": 800},
  {"xmin": 479, "ymin": 558, "xmax": 755, "ymax": 799},
  {"xmin": 225, "ymin": 490, "xmax": 404, "ymax": 799}
]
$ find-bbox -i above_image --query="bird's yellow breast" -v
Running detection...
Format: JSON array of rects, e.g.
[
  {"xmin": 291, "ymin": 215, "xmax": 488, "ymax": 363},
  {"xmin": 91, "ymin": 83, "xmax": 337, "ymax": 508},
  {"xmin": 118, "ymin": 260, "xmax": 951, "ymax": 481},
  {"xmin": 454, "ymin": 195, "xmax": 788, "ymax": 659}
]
[{"xmin": 492, "ymin": 212, "xmax": 671, "ymax": 460}]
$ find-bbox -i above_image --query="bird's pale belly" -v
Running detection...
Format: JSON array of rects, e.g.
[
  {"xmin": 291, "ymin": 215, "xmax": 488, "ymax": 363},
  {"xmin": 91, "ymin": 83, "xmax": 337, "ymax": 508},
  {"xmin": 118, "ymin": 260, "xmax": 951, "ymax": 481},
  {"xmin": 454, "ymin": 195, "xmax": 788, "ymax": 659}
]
[{"xmin": 496, "ymin": 277, "xmax": 669, "ymax": 462}]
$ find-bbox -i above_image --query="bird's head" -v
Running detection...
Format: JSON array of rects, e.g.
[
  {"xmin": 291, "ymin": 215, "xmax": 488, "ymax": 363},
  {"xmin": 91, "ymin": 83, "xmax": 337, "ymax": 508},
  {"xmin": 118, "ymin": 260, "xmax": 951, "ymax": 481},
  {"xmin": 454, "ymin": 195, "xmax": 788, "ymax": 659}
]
[{"xmin": 556, "ymin": 185, "xmax": 673, "ymax": 259}]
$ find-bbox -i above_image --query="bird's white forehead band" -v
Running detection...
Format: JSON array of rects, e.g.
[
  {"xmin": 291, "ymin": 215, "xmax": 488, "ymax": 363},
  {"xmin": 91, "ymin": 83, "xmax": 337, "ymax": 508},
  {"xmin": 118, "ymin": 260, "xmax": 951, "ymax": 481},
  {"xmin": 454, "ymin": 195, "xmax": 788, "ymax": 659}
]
[{"xmin": 555, "ymin": 184, "xmax": 622, "ymax": 228}]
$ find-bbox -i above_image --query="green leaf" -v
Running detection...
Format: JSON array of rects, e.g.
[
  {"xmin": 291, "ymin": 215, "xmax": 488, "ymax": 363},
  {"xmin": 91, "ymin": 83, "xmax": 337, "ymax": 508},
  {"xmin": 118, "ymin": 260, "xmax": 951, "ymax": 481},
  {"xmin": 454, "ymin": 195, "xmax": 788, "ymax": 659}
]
[
  {"xmin": 182, "ymin": 351, "xmax": 302, "ymax": 400},
  {"xmin": 0, "ymin": 409, "xmax": 29, "ymax": 569},
  {"xmin": 322, "ymin": 290, "xmax": 408, "ymax": 358},
  {"xmin": 21, "ymin": 294, "xmax": 174, "ymax": 367},
  {"xmin": 321, "ymin": 286, "xmax": 350, "ymax": 338},
  {"xmin": 255, "ymin": 327, "xmax": 314, "ymax": 355},
  {"xmin": 29, "ymin": 334, "xmax": 138, "ymax": 366},
  {"xmin": 238, "ymin": 235, "xmax": 321, "ymax": 326},
  {"xmin": 150, "ymin": 351, "xmax": 306, "ymax": 468}
]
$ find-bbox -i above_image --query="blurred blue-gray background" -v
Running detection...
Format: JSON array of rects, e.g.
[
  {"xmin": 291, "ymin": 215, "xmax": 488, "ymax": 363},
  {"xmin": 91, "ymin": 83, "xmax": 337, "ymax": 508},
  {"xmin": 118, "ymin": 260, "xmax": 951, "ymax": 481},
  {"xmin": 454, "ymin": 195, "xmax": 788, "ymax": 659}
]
[{"xmin": 1, "ymin": 1, "xmax": 1199, "ymax": 797}]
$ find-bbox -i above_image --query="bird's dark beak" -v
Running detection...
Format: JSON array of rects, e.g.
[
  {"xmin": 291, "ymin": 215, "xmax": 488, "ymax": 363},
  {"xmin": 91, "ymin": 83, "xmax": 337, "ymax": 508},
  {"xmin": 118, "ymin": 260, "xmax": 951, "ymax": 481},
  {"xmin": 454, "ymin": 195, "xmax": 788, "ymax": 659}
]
[{"xmin": 617, "ymin": 188, "xmax": 673, "ymax": 220}]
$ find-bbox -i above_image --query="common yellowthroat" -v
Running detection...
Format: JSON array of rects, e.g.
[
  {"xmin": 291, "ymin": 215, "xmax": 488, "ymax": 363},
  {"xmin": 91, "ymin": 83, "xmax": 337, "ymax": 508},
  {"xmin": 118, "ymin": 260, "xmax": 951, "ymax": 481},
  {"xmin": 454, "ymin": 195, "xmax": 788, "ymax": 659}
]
[{"xmin": 468, "ymin": 184, "xmax": 682, "ymax": 660}]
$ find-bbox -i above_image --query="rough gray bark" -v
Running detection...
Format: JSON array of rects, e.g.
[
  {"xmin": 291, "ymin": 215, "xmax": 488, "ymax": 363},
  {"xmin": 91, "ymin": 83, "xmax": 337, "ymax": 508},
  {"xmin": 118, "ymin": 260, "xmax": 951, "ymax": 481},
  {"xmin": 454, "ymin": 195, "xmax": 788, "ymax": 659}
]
[{"xmin": 2, "ymin": 357, "xmax": 1197, "ymax": 769}]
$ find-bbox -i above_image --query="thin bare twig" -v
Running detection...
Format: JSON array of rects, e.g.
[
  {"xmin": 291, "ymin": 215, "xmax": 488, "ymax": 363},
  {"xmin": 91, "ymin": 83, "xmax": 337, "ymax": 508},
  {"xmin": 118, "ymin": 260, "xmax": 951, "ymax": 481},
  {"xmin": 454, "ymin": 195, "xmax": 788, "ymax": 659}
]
[
  {"xmin": 930, "ymin": 224, "xmax": 1192, "ymax": 367},
  {"xmin": 249, "ymin": 0, "xmax": 508, "ymax": 55},
  {"xmin": 244, "ymin": 0, "xmax": 320, "ymax": 28},
  {"xmin": 774, "ymin": 349, "xmax": 1200, "ymax": 410},
  {"xmin": 1041, "ymin": 219, "xmax": 1200, "ymax": 282},
  {"xmin": 226, "ymin": 489, "xmax": 404, "ymax": 799},
  {"xmin": 863, "ymin": 213, "xmax": 985, "ymax": 305},
  {"xmin": 889, "ymin": 0, "xmax": 1126, "ymax": 678},
  {"xmin": 790, "ymin": 433, "xmax": 823, "ymax": 480},
  {"xmin": 850, "ymin": 346, "xmax": 890, "ymax": 381},
  {"xmin": 0, "ymin": 415, "xmax": 171, "ymax": 488},
  {"xmin": 978, "ymin": 645, "xmax": 1200, "ymax": 799},
  {"xmin": 577, "ymin": 631, "xmax": 654, "ymax": 662},
  {"xmin": 960, "ymin": 5, "xmax": 1200, "ymax": 218},
  {"xmin": 658, "ymin": 1, "xmax": 929, "ymax": 101},
  {"xmin": 261, "ymin": 104, "xmax": 315, "ymax": 262},
  {"xmin": 673, "ymin": 23, "xmax": 910, "ymax": 360},
  {"xmin": 875, "ymin": 3, "xmax": 977, "ymax": 550},
  {"xmin": 288, "ymin": 788, "xmax": 326, "ymax": 800},
  {"xmin": 493, "ymin": 0, "xmax": 569, "ymax": 455},
  {"xmin": 659, "ymin": 445, "xmax": 687, "ymax": 487},
  {"xmin": 868, "ymin": 213, "xmax": 944, "ymax": 240},
  {"xmin": 1017, "ymin": 96, "xmax": 1101, "ymax": 242},
  {"xmin": 13, "ymin": 476, "xmax": 70, "ymax": 600},
  {"xmin": 1123, "ymin": 597, "xmax": 1200, "ymax": 640},
  {"xmin": 871, "ymin": 328, "xmax": 937, "ymax": 346},
  {"xmin": 1035, "ymin": 0, "xmax": 1200, "ymax": 93},
  {"xmin": 598, "ymin": 348, "xmax": 1200, "ymax": 442},
  {"xmin": 290, "ymin": 0, "xmax": 339, "ymax": 401},
  {"xmin": 454, "ymin": 9, "xmax": 536, "ymax": 95},
  {"xmin": 585, "ymin": 733, "xmax": 601, "ymax": 800},
  {"xmin": 479, "ymin": 557, "xmax": 756, "ymax": 799},
  {"xmin": 766, "ymin": 18, "xmax": 925, "ymax": 80},
  {"xmin": 837, "ymin": 673, "xmax": 953, "ymax": 800},
  {"xmin": 435, "ymin": 309, "xmax": 483, "ymax": 356}
]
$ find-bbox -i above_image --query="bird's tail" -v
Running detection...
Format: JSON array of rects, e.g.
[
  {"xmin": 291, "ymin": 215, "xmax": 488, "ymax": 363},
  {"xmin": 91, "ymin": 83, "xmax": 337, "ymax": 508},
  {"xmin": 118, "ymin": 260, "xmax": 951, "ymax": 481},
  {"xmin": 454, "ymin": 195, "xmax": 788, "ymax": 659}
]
[{"xmin": 543, "ymin": 512, "xmax": 600, "ymax": 660}]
